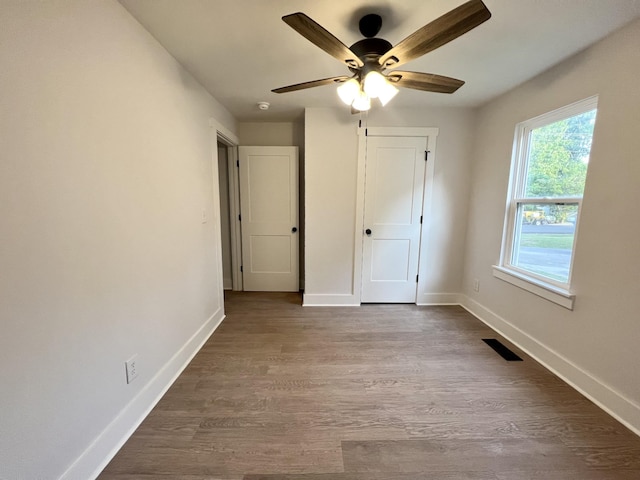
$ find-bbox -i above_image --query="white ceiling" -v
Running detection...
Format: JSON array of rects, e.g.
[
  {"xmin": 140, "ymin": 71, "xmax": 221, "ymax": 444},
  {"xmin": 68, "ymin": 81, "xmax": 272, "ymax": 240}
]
[{"xmin": 119, "ymin": 0, "xmax": 640, "ymax": 122}]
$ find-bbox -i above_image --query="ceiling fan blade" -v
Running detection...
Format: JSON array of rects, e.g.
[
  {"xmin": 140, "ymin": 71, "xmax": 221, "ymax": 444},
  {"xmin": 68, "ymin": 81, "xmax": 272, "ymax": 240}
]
[
  {"xmin": 386, "ymin": 71, "xmax": 465, "ymax": 94},
  {"xmin": 272, "ymin": 76, "xmax": 350, "ymax": 94},
  {"xmin": 379, "ymin": 0, "xmax": 491, "ymax": 69},
  {"xmin": 283, "ymin": 13, "xmax": 364, "ymax": 69}
]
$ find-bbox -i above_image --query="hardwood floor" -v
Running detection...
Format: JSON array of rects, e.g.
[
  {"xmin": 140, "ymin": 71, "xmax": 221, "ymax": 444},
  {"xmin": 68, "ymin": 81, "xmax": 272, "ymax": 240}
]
[{"xmin": 98, "ymin": 292, "xmax": 640, "ymax": 479}]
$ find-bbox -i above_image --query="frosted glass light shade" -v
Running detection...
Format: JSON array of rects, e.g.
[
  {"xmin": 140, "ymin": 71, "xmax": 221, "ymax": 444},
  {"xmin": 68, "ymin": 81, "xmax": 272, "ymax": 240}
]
[
  {"xmin": 378, "ymin": 82, "xmax": 399, "ymax": 106},
  {"xmin": 363, "ymin": 71, "xmax": 387, "ymax": 98},
  {"xmin": 337, "ymin": 78, "xmax": 360, "ymax": 105},
  {"xmin": 352, "ymin": 91, "xmax": 371, "ymax": 111},
  {"xmin": 364, "ymin": 71, "xmax": 399, "ymax": 106}
]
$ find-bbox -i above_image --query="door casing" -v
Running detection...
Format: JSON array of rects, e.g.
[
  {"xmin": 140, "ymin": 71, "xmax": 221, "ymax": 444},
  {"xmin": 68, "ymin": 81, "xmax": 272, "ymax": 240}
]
[{"xmin": 214, "ymin": 126, "xmax": 242, "ymax": 292}]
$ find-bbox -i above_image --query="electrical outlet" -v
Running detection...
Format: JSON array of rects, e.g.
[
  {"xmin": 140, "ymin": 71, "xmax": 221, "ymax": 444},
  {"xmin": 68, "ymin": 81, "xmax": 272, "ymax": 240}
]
[
  {"xmin": 473, "ymin": 278, "xmax": 480, "ymax": 292},
  {"xmin": 125, "ymin": 355, "xmax": 139, "ymax": 384}
]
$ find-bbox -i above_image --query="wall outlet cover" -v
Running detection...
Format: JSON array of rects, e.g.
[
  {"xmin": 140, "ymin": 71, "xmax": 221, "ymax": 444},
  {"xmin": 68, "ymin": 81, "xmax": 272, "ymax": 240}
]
[{"xmin": 125, "ymin": 355, "xmax": 139, "ymax": 384}]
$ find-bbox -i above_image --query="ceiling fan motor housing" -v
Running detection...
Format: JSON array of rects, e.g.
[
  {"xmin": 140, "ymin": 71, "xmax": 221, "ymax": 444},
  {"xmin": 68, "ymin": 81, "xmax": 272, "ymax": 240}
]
[
  {"xmin": 349, "ymin": 37, "xmax": 393, "ymax": 75},
  {"xmin": 350, "ymin": 37, "xmax": 392, "ymax": 60}
]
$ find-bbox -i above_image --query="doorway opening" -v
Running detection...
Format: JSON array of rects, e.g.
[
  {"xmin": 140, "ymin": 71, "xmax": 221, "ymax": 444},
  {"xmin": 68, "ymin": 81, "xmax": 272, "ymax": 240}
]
[{"xmin": 216, "ymin": 131, "xmax": 242, "ymax": 292}]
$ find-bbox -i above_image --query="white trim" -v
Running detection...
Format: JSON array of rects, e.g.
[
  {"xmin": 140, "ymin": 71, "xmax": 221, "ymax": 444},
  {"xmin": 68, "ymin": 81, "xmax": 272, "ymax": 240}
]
[
  {"xmin": 60, "ymin": 309, "xmax": 226, "ymax": 480},
  {"xmin": 459, "ymin": 295, "xmax": 640, "ymax": 437},
  {"xmin": 213, "ymin": 124, "xmax": 241, "ymax": 292},
  {"xmin": 302, "ymin": 293, "xmax": 360, "ymax": 307},
  {"xmin": 352, "ymin": 125, "xmax": 368, "ymax": 302},
  {"xmin": 210, "ymin": 118, "xmax": 239, "ymax": 146},
  {"xmin": 210, "ymin": 136, "xmax": 226, "ymax": 306},
  {"xmin": 416, "ymin": 135, "xmax": 437, "ymax": 299},
  {"xmin": 493, "ymin": 265, "xmax": 575, "ymax": 310},
  {"xmin": 227, "ymin": 146, "xmax": 243, "ymax": 291},
  {"xmin": 416, "ymin": 293, "xmax": 461, "ymax": 305}
]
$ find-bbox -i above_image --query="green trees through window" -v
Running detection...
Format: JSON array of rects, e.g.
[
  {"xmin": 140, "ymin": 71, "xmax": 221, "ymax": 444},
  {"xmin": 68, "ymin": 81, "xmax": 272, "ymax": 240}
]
[{"xmin": 526, "ymin": 109, "xmax": 596, "ymax": 197}]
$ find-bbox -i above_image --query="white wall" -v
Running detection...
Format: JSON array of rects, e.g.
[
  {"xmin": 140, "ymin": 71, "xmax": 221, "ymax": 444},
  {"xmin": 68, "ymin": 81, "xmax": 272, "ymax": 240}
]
[
  {"xmin": 461, "ymin": 18, "xmax": 640, "ymax": 432},
  {"xmin": 0, "ymin": 1, "xmax": 237, "ymax": 478},
  {"xmin": 304, "ymin": 109, "xmax": 360, "ymax": 302},
  {"xmin": 304, "ymin": 107, "xmax": 475, "ymax": 305},
  {"xmin": 238, "ymin": 121, "xmax": 303, "ymax": 147}
]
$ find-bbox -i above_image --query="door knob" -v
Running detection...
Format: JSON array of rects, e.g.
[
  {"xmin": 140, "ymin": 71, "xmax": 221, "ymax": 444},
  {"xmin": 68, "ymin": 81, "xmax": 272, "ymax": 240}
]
[
  {"xmin": 292, "ymin": 227, "xmax": 298, "ymax": 233},
  {"xmin": 365, "ymin": 228, "xmax": 372, "ymax": 235}
]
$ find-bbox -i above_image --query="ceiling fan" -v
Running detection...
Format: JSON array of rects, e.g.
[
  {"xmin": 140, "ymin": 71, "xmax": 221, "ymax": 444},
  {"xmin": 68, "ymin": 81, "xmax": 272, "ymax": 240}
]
[{"xmin": 272, "ymin": 0, "xmax": 491, "ymax": 111}]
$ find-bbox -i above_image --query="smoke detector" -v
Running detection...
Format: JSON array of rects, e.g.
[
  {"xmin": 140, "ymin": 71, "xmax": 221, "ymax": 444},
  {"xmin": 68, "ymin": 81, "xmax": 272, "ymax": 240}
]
[{"xmin": 257, "ymin": 102, "xmax": 270, "ymax": 111}]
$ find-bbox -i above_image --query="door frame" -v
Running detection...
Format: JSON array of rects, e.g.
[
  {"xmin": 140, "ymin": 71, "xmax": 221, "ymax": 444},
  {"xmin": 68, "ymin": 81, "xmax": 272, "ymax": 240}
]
[
  {"xmin": 212, "ymin": 120, "xmax": 242, "ymax": 291},
  {"xmin": 353, "ymin": 126, "xmax": 439, "ymax": 305}
]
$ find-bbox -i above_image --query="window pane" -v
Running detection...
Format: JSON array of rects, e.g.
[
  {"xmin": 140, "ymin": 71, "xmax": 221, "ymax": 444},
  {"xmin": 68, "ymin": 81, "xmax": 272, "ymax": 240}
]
[
  {"xmin": 524, "ymin": 109, "xmax": 596, "ymax": 198},
  {"xmin": 512, "ymin": 203, "xmax": 579, "ymax": 283}
]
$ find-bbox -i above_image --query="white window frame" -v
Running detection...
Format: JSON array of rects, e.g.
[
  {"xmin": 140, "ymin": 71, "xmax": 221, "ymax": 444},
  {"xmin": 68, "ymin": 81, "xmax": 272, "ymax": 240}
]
[{"xmin": 494, "ymin": 96, "xmax": 598, "ymax": 310}]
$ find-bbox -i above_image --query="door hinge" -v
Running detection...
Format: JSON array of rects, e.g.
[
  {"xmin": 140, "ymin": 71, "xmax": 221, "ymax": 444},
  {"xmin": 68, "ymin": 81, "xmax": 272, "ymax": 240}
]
[
  {"xmin": 236, "ymin": 159, "xmax": 239, "ymax": 167},
  {"xmin": 238, "ymin": 214, "xmax": 241, "ymax": 222},
  {"xmin": 416, "ymin": 275, "xmax": 419, "ymax": 283},
  {"xmin": 425, "ymin": 150, "xmax": 430, "ymax": 161},
  {"xmin": 240, "ymin": 265, "xmax": 243, "ymax": 273},
  {"xmin": 420, "ymin": 215, "xmax": 423, "ymax": 224},
  {"xmin": 359, "ymin": 119, "xmax": 362, "ymax": 128},
  {"xmin": 365, "ymin": 128, "xmax": 368, "ymax": 136}
]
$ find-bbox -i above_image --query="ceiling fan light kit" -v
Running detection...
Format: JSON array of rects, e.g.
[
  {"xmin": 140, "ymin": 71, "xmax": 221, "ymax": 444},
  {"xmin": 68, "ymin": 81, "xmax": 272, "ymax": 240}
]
[
  {"xmin": 272, "ymin": 0, "xmax": 491, "ymax": 112},
  {"xmin": 337, "ymin": 72, "xmax": 399, "ymax": 111}
]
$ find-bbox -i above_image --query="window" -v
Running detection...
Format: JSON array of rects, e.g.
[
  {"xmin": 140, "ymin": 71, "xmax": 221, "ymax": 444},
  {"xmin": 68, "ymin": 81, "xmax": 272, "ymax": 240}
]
[{"xmin": 495, "ymin": 96, "xmax": 598, "ymax": 308}]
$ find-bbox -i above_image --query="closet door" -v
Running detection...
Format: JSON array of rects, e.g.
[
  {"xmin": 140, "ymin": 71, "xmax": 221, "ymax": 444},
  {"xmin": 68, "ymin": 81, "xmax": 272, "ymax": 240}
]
[{"xmin": 361, "ymin": 136, "xmax": 427, "ymax": 302}]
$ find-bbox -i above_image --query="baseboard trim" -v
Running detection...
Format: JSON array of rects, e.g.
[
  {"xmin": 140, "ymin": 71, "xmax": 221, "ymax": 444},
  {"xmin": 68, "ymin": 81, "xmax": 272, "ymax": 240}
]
[
  {"xmin": 303, "ymin": 292, "xmax": 462, "ymax": 307},
  {"xmin": 60, "ymin": 307, "xmax": 226, "ymax": 480},
  {"xmin": 302, "ymin": 293, "xmax": 360, "ymax": 307},
  {"xmin": 459, "ymin": 294, "xmax": 640, "ymax": 437},
  {"xmin": 416, "ymin": 292, "xmax": 461, "ymax": 306}
]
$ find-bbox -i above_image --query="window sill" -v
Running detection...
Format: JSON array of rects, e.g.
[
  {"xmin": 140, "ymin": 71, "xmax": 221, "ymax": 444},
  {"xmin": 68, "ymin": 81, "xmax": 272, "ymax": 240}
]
[{"xmin": 492, "ymin": 266, "xmax": 575, "ymax": 310}]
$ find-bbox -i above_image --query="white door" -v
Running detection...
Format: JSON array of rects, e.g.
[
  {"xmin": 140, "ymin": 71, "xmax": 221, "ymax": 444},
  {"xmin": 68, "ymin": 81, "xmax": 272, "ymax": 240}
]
[
  {"xmin": 361, "ymin": 136, "xmax": 427, "ymax": 303},
  {"xmin": 239, "ymin": 146, "xmax": 299, "ymax": 292}
]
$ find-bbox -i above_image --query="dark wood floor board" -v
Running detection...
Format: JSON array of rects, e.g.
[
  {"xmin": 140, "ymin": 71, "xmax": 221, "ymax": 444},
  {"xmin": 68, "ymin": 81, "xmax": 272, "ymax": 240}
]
[
  {"xmin": 401, "ymin": 416, "xmax": 528, "ymax": 440},
  {"xmin": 341, "ymin": 437, "xmax": 588, "ymax": 473},
  {"xmin": 569, "ymin": 443, "xmax": 640, "ymax": 469},
  {"xmin": 129, "ymin": 413, "xmax": 203, "ymax": 438},
  {"xmin": 102, "ymin": 447, "xmax": 343, "ymax": 478},
  {"xmin": 100, "ymin": 451, "xmax": 224, "ymax": 476},
  {"xmin": 509, "ymin": 413, "xmax": 633, "ymax": 441},
  {"xmin": 101, "ymin": 476, "xmax": 242, "ymax": 480},
  {"xmin": 496, "ymin": 470, "xmax": 640, "ymax": 480},
  {"xmin": 244, "ymin": 473, "xmax": 498, "ymax": 480},
  {"xmin": 192, "ymin": 411, "xmax": 410, "ymax": 443},
  {"xmin": 99, "ymin": 292, "xmax": 640, "ymax": 479}
]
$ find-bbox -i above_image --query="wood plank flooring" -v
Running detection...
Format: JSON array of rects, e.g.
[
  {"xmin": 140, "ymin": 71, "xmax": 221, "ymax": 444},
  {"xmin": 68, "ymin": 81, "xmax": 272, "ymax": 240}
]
[{"xmin": 98, "ymin": 292, "xmax": 640, "ymax": 479}]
